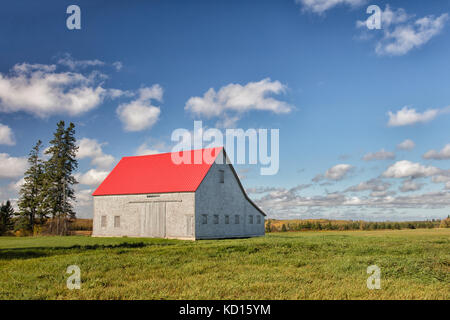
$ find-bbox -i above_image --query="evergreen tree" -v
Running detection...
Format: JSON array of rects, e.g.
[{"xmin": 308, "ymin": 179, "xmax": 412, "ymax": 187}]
[
  {"xmin": 0, "ymin": 200, "xmax": 15, "ymax": 235},
  {"xmin": 18, "ymin": 140, "xmax": 46, "ymax": 231},
  {"xmin": 43, "ymin": 121, "xmax": 79, "ymax": 235}
]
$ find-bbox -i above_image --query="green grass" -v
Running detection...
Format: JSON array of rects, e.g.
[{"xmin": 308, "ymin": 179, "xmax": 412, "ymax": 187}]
[{"xmin": 0, "ymin": 229, "xmax": 449, "ymax": 300}]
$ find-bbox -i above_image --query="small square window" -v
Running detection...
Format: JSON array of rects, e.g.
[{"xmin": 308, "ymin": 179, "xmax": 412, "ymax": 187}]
[
  {"xmin": 101, "ymin": 216, "xmax": 107, "ymax": 228},
  {"xmin": 225, "ymin": 215, "xmax": 230, "ymax": 224},
  {"xmin": 249, "ymin": 215, "xmax": 253, "ymax": 224},
  {"xmin": 219, "ymin": 169, "xmax": 224, "ymax": 183},
  {"xmin": 114, "ymin": 216, "xmax": 120, "ymax": 228},
  {"xmin": 202, "ymin": 214, "xmax": 208, "ymax": 224},
  {"xmin": 213, "ymin": 215, "xmax": 219, "ymax": 224},
  {"xmin": 235, "ymin": 215, "xmax": 240, "ymax": 224}
]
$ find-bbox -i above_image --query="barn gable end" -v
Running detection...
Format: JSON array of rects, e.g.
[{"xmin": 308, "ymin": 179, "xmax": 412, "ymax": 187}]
[{"xmin": 194, "ymin": 149, "xmax": 265, "ymax": 239}]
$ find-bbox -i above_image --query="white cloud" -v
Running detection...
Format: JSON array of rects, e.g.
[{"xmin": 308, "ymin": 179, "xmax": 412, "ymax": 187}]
[
  {"xmin": 135, "ymin": 143, "xmax": 161, "ymax": 156},
  {"xmin": 314, "ymin": 164, "xmax": 353, "ymax": 182},
  {"xmin": 77, "ymin": 138, "xmax": 103, "ymax": 159},
  {"xmin": 58, "ymin": 53, "xmax": 123, "ymax": 73},
  {"xmin": 76, "ymin": 188, "xmax": 93, "ymax": 206},
  {"xmin": 357, "ymin": 5, "xmax": 410, "ymax": 29},
  {"xmin": 185, "ymin": 78, "xmax": 292, "ymax": 126},
  {"xmin": 431, "ymin": 173, "xmax": 450, "ymax": 184},
  {"xmin": 77, "ymin": 138, "xmax": 115, "ymax": 170},
  {"xmin": 356, "ymin": 5, "xmax": 448, "ymax": 56},
  {"xmin": 256, "ymin": 186, "xmax": 450, "ymax": 218},
  {"xmin": 325, "ymin": 164, "xmax": 353, "ymax": 180},
  {"xmin": 387, "ymin": 106, "xmax": 450, "ymax": 127},
  {"xmin": 248, "ymin": 184, "xmax": 311, "ymax": 196},
  {"xmin": 247, "ymin": 186, "xmax": 281, "ymax": 194},
  {"xmin": 57, "ymin": 53, "xmax": 105, "ymax": 70},
  {"xmin": 134, "ymin": 140, "xmax": 169, "ymax": 156},
  {"xmin": 343, "ymin": 196, "xmax": 363, "ymax": 205},
  {"xmin": 376, "ymin": 13, "xmax": 448, "ymax": 56},
  {"xmin": 0, "ymin": 62, "xmax": 112, "ymax": 117},
  {"xmin": 400, "ymin": 180, "xmax": 423, "ymax": 192},
  {"xmin": 383, "ymin": 160, "xmax": 440, "ymax": 179},
  {"xmin": 73, "ymin": 187, "xmax": 94, "ymax": 218},
  {"xmin": 0, "ymin": 153, "xmax": 27, "ymax": 179},
  {"xmin": 8, "ymin": 177, "xmax": 25, "ymax": 192},
  {"xmin": 370, "ymin": 190, "xmax": 393, "ymax": 198},
  {"xmin": 253, "ymin": 171, "xmax": 450, "ymax": 218},
  {"xmin": 378, "ymin": 5, "xmax": 410, "ymax": 27},
  {"xmin": 397, "ymin": 139, "xmax": 415, "ymax": 150},
  {"xmin": 112, "ymin": 61, "xmax": 123, "ymax": 71},
  {"xmin": 76, "ymin": 169, "xmax": 109, "ymax": 186},
  {"xmin": 108, "ymin": 88, "xmax": 132, "ymax": 99},
  {"xmin": 345, "ymin": 178, "xmax": 391, "ymax": 193},
  {"xmin": 91, "ymin": 154, "xmax": 115, "ymax": 169},
  {"xmin": 296, "ymin": 0, "xmax": 366, "ymax": 14},
  {"xmin": 423, "ymin": 144, "xmax": 450, "ymax": 160},
  {"xmin": 0, "ymin": 123, "xmax": 15, "ymax": 145},
  {"xmin": 362, "ymin": 149, "xmax": 395, "ymax": 161},
  {"xmin": 116, "ymin": 85, "xmax": 162, "ymax": 132}
]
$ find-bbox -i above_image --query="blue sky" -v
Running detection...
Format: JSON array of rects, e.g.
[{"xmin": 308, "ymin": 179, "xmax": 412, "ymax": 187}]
[{"xmin": 1, "ymin": 0, "xmax": 450, "ymax": 220}]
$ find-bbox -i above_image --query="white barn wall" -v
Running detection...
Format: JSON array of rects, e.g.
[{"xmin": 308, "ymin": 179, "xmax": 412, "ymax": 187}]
[
  {"xmin": 93, "ymin": 192, "xmax": 195, "ymax": 239},
  {"xmin": 195, "ymin": 153, "xmax": 265, "ymax": 239}
]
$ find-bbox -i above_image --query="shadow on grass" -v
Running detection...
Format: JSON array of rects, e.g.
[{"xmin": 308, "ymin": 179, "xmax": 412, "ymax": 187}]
[{"xmin": 0, "ymin": 242, "xmax": 172, "ymax": 260}]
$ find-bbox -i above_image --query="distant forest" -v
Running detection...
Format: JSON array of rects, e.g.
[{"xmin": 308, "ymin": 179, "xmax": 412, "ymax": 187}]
[{"xmin": 266, "ymin": 217, "xmax": 450, "ymax": 232}]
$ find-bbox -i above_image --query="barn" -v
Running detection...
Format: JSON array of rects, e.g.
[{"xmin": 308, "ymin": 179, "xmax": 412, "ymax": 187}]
[{"xmin": 92, "ymin": 147, "xmax": 266, "ymax": 240}]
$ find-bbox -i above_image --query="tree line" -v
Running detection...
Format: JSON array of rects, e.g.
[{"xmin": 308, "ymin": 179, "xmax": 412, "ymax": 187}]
[
  {"xmin": 266, "ymin": 217, "xmax": 450, "ymax": 233},
  {"xmin": 0, "ymin": 121, "xmax": 78, "ymax": 236}
]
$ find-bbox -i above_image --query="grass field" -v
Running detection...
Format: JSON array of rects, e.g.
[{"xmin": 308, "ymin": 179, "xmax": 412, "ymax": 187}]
[{"xmin": 0, "ymin": 229, "xmax": 448, "ymax": 300}]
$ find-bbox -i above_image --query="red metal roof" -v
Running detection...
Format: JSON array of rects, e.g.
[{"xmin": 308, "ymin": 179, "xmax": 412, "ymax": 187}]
[{"xmin": 92, "ymin": 147, "xmax": 223, "ymax": 196}]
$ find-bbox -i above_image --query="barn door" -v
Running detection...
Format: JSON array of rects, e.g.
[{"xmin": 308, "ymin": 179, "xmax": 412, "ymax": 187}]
[{"xmin": 144, "ymin": 202, "xmax": 166, "ymax": 238}]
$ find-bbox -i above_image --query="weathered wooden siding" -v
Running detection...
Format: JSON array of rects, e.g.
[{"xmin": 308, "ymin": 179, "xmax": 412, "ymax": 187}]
[
  {"xmin": 195, "ymin": 150, "xmax": 265, "ymax": 239},
  {"xmin": 92, "ymin": 192, "xmax": 195, "ymax": 240}
]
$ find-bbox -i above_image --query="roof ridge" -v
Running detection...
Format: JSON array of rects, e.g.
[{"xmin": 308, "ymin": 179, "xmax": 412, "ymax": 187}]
[{"xmin": 123, "ymin": 146, "xmax": 224, "ymax": 159}]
